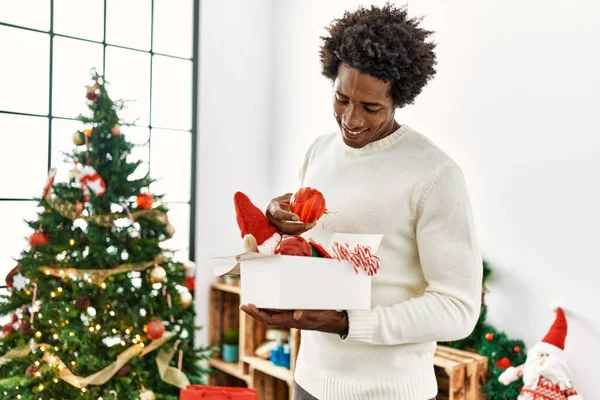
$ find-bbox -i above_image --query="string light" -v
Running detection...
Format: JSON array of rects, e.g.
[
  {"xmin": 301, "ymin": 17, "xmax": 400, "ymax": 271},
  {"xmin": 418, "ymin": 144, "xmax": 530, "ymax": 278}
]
[
  {"xmin": 125, "ymin": 329, "xmax": 131, "ymax": 334},
  {"xmin": 95, "ymin": 324, "xmax": 101, "ymax": 330},
  {"xmin": 50, "ymin": 292, "xmax": 56, "ymax": 298},
  {"xmin": 139, "ymin": 343, "xmax": 145, "ymax": 348},
  {"xmin": 105, "ymin": 304, "xmax": 111, "ymax": 309},
  {"xmin": 53, "ymin": 378, "xmax": 59, "ymax": 383},
  {"xmin": 57, "ymin": 287, "xmax": 63, "ymax": 293},
  {"xmin": 40, "ymin": 347, "xmax": 46, "ymax": 352},
  {"xmin": 69, "ymin": 332, "xmax": 75, "ymax": 337},
  {"xmin": 38, "ymin": 313, "xmax": 43, "ymax": 319},
  {"xmin": 69, "ymin": 239, "xmax": 75, "ymax": 246},
  {"xmin": 37, "ymin": 384, "xmax": 44, "ymax": 392},
  {"xmin": 112, "ymin": 328, "xmax": 117, "ymax": 334},
  {"xmin": 100, "ymin": 282, "xmax": 107, "ymax": 289},
  {"xmin": 35, "ymin": 331, "xmax": 42, "ymax": 338},
  {"xmin": 35, "ymin": 361, "xmax": 40, "ymax": 366},
  {"xmin": 120, "ymin": 340, "xmax": 126, "ymax": 346},
  {"xmin": 71, "ymin": 361, "xmax": 76, "ymax": 366},
  {"xmin": 109, "ymin": 311, "xmax": 115, "ymax": 316},
  {"xmin": 48, "ymin": 320, "xmax": 53, "ymax": 324},
  {"xmin": 53, "ymin": 334, "xmax": 59, "ymax": 340},
  {"xmin": 81, "ymin": 388, "xmax": 87, "ymax": 393},
  {"xmin": 89, "ymin": 327, "xmax": 95, "ymax": 332},
  {"xmin": 65, "ymin": 307, "xmax": 70, "ymax": 312},
  {"xmin": 34, "ymin": 371, "xmax": 41, "ymax": 378},
  {"xmin": 45, "ymin": 270, "xmax": 51, "ymax": 276}
]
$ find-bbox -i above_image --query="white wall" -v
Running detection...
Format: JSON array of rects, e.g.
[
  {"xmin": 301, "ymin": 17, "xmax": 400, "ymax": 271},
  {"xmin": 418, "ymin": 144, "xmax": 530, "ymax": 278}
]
[
  {"xmin": 197, "ymin": 0, "xmax": 600, "ymax": 395},
  {"xmin": 267, "ymin": 0, "xmax": 600, "ymax": 397},
  {"xmin": 194, "ymin": 0, "xmax": 274, "ymax": 346}
]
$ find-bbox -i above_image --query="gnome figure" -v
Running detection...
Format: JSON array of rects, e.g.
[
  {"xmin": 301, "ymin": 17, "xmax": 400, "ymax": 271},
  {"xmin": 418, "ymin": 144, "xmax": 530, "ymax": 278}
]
[
  {"xmin": 498, "ymin": 307, "xmax": 582, "ymax": 400},
  {"xmin": 234, "ymin": 192, "xmax": 281, "ymax": 254}
]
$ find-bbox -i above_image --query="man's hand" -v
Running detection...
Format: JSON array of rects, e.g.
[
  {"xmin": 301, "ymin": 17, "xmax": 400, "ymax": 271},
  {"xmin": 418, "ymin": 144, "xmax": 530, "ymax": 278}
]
[
  {"xmin": 266, "ymin": 193, "xmax": 316, "ymax": 235},
  {"xmin": 240, "ymin": 304, "xmax": 348, "ymax": 335}
]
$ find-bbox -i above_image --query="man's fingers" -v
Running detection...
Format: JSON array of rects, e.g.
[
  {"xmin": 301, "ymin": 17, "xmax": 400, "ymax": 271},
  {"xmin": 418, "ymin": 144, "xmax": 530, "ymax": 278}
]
[{"xmin": 268, "ymin": 202, "xmax": 299, "ymax": 222}]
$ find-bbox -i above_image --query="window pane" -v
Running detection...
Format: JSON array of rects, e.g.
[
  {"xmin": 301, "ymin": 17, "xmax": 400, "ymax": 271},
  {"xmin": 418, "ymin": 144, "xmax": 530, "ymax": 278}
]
[
  {"xmin": 105, "ymin": 47, "xmax": 151, "ymax": 126},
  {"xmin": 0, "ymin": 0, "xmax": 50, "ymax": 31},
  {"xmin": 160, "ymin": 203, "xmax": 189, "ymax": 258},
  {"xmin": 151, "ymin": 56, "xmax": 192, "ymax": 130},
  {"xmin": 124, "ymin": 126, "xmax": 150, "ymax": 181},
  {"xmin": 54, "ymin": 0, "xmax": 104, "ymax": 42},
  {"xmin": 150, "ymin": 129, "xmax": 191, "ymax": 202},
  {"xmin": 106, "ymin": 0, "xmax": 151, "ymax": 51},
  {"xmin": 0, "ymin": 26, "xmax": 49, "ymax": 114},
  {"xmin": 52, "ymin": 37, "xmax": 104, "ymax": 119},
  {"xmin": 0, "ymin": 201, "xmax": 40, "ymax": 283},
  {"xmin": 153, "ymin": 0, "xmax": 193, "ymax": 58},
  {"xmin": 51, "ymin": 119, "xmax": 83, "ymax": 183},
  {"xmin": 0, "ymin": 115, "xmax": 49, "ymax": 198}
]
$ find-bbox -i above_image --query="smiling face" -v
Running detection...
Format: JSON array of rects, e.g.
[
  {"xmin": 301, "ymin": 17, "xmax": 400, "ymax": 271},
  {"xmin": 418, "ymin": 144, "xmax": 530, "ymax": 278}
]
[{"xmin": 333, "ymin": 63, "xmax": 399, "ymax": 149}]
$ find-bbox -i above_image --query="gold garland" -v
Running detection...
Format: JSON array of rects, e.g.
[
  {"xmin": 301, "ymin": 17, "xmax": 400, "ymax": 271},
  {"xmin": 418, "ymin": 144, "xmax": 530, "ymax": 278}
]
[
  {"xmin": 0, "ymin": 332, "xmax": 189, "ymax": 389},
  {"xmin": 40, "ymin": 255, "xmax": 164, "ymax": 285},
  {"xmin": 44, "ymin": 191, "xmax": 166, "ymax": 227}
]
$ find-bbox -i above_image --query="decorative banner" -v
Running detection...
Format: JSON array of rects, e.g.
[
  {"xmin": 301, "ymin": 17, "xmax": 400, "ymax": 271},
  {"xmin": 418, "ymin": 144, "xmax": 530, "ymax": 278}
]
[
  {"xmin": 40, "ymin": 255, "xmax": 164, "ymax": 285},
  {"xmin": 155, "ymin": 347, "xmax": 190, "ymax": 389},
  {"xmin": 44, "ymin": 189, "xmax": 166, "ymax": 228},
  {"xmin": 0, "ymin": 346, "xmax": 32, "ymax": 367}
]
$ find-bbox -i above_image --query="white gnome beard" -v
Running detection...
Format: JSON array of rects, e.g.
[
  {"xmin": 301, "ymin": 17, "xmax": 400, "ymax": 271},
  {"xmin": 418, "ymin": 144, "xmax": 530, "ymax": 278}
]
[
  {"xmin": 523, "ymin": 353, "xmax": 571, "ymax": 389},
  {"xmin": 257, "ymin": 233, "xmax": 282, "ymax": 254}
]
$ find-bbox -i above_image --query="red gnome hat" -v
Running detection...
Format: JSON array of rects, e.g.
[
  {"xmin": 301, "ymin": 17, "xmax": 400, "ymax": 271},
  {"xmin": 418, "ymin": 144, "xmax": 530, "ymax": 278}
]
[
  {"xmin": 542, "ymin": 307, "xmax": 568, "ymax": 350},
  {"xmin": 234, "ymin": 192, "xmax": 278, "ymax": 250}
]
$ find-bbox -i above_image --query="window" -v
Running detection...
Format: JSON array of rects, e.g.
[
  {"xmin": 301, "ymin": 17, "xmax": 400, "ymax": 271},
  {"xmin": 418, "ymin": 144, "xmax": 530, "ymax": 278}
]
[{"xmin": 0, "ymin": 0, "xmax": 199, "ymax": 292}]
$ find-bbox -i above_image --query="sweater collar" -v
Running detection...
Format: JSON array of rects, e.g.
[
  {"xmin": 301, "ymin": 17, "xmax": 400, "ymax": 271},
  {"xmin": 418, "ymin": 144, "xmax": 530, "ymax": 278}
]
[{"xmin": 342, "ymin": 125, "xmax": 411, "ymax": 154}]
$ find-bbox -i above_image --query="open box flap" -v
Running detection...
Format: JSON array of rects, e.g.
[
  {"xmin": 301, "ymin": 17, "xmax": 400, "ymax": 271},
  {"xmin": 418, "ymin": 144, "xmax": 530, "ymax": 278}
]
[{"xmin": 212, "ymin": 252, "xmax": 274, "ymax": 276}]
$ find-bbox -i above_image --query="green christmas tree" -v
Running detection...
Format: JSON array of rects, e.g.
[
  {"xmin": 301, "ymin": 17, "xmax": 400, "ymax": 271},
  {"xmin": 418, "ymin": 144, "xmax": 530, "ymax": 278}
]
[
  {"xmin": 442, "ymin": 260, "xmax": 528, "ymax": 399},
  {"xmin": 0, "ymin": 70, "xmax": 215, "ymax": 399}
]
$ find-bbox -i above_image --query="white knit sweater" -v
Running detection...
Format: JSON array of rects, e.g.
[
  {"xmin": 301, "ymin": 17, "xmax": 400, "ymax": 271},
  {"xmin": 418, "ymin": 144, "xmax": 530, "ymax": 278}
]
[{"xmin": 294, "ymin": 125, "xmax": 483, "ymax": 400}]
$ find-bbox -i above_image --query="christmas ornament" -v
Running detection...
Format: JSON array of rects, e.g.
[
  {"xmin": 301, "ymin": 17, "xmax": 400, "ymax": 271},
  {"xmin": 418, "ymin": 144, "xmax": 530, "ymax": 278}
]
[
  {"xmin": 74, "ymin": 294, "xmax": 91, "ymax": 311},
  {"xmin": 72, "ymin": 130, "xmax": 85, "ymax": 146},
  {"xmin": 1, "ymin": 315, "xmax": 18, "ymax": 337},
  {"xmin": 116, "ymin": 364, "xmax": 130, "ymax": 377},
  {"xmin": 180, "ymin": 289, "xmax": 192, "ymax": 308},
  {"xmin": 136, "ymin": 193, "xmax": 154, "ymax": 209},
  {"xmin": 5, "ymin": 265, "xmax": 20, "ymax": 289},
  {"xmin": 513, "ymin": 345, "xmax": 521, "ymax": 354},
  {"xmin": 146, "ymin": 319, "xmax": 165, "ymax": 340},
  {"xmin": 184, "ymin": 262, "xmax": 196, "ymax": 291},
  {"xmin": 499, "ymin": 307, "xmax": 582, "ymax": 400},
  {"xmin": 110, "ymin": 125, "xmax": 122, "ymax": 136},
  {"xmin": 149, "ymin": 265, "xmax": 167, "ymax": 283},
  {"xmin": 43, "ymin": 167, "xmax": 57, "ymax": 196},
  {"xmin": 290, "ymin": 187, "xmax": 326, "ymax": 224},
  {"xmin": 186, "ymin": 276, "xmax": 195, "ymax": 292},
  {"xmin": 234, "ymin": 191, "xmax": 281, "ymax": 254},
  {"xmin": 495, "ymin": 357, "xmax": 511, "ymax": 369},
  {"xmin": 73, "ymin": 165, "xmax": 106, "ymax": 200},
  {"xmin": 26, "ymin": 363, "xmax": 40, "ymax": 378},
  {"xmin": 11, "ymin": 272, "xmax": 28, "ymax": 291},
  {"xmin": 274, "ymin": 235, "xmax": 312, "ymax": 257},
  {"xmin": 85, "ymin": 83, "xmax": 99, "ymax": 101},
  {"xmin": 485, "ymin": 332, "xmax": 494, "ymax": 341},
  {"xmin": 140, "ymin": 389, "xmax": 156, "ymax": 400},
  {"xmin": 29, "ymin": 231, "xmax": 50, "ymax": 247},
  {"xmin": 84, "ymin": 129, "xmax": 93, "ymax": 137}
]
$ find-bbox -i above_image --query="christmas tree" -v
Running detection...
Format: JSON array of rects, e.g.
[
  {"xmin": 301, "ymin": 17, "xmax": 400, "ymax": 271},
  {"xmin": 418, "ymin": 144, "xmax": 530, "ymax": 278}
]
[
  {"xmin": 0, "ymin": 70, "xmax": 214, "ymax": 399},
  {"xmin": 442, "ymin": 260, "xmax": 528, "ymax": 399}
]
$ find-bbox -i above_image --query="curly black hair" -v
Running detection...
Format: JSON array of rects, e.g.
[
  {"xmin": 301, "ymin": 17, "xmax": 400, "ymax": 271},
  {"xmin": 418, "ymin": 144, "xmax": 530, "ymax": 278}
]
[{"xmin": 320, "ymin": 3, "xmax": 437, "ymax": 107}]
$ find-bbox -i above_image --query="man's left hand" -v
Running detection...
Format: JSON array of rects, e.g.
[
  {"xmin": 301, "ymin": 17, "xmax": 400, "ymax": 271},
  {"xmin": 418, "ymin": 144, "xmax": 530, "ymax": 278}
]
[{"xmin": 240, "ymin": 304, "xmax": 348, "ymax": 335}]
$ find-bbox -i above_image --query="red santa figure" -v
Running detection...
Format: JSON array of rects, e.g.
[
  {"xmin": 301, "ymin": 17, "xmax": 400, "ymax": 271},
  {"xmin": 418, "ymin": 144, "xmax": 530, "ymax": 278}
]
[{"xmin": 498, "ymin": 307, "xmax": 582, "ymax": 400}]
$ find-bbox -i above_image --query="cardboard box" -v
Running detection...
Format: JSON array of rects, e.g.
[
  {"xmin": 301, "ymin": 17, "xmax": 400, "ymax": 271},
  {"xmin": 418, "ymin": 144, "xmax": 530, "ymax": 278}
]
[{"xmin": 214, "ymin": 233, "xmax": 382, "ymax": 310}]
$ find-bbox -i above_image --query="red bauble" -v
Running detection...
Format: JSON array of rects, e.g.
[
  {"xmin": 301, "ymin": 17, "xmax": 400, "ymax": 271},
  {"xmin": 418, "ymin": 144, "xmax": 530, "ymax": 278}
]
[
  {"xmin": 111, "ymin": 125, "xmax": 122, "ymax": 136},
  {"xmin": 5, "ymin": 265, "xmax": 20, "ymax": 289},
  {"xmin": 29, "ymin": 231, "xmax": 50, "ymax": 247},
  {"xmin": 513, "ymin": 346, "xmax": 521, "ymax": 354},
  {"xmin": 2, "ymin": 323, "xmax": 14, "ymax": 337},
  {"xmin": 495, "ymin": 357, "xmax": 511, "ymax": 369},
  {"xmin": 186, "ymin": 276, "xmax": 195, "ymax": 292},
  {"xmin": 485, "ymin": 332, "xmax": 495, "ymax": 341},
  {"xmin": 146, "ymin": 319, "xmax": 165, "ymax": 340},
  {"xmin": 290, "ymin": 187, "xmax": 326, "ymax": 224},
  {"xmin": 274, "ymin": 235, "xmax": 312, "ymax": 257},
  {"xmin": 136, "ymin": 193, "xmax": 154, "ymax": 209}
]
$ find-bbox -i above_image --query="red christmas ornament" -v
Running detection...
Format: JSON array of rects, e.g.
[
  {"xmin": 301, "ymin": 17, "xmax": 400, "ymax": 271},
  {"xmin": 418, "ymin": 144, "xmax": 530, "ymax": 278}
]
[
  {"xmin": 2, "ymin": 323, "xmax": 15, "ymax": 337},
  {"xmin": 29, "ymin": 231, "xmax": 50, "ymax": 247},
  {"xmin": 110, "ymin": 125, "xmax": 122, "ymax": 136},
  {"xmin": 485, "ymin": 332, "xmax": 494, "ymax": 341},
  {"xmin": 513, "ymin": 346, "xmax": 521, "ymax": 354},
  {"xmin": 495, "ymin": 357, "xmax": 512, "ymax": 369},
  {"xmin": 274, "ymin": 235, "xmax": 312, "ymax": 257},
  {"xmin": 146, "ymin": 319, "xmax": 165, "ymax": 340},
  {"xmin": 186, "ymin": 276, "xmax": 195, "ymax": 292},
  {"xmin": 5, "ymin": 265, "xmax": 20, "ymax": 289},
  {"xmin": 290, "ymin": 187, "xmax": 326, "ymax": 224},
  {"xmin": 136, "ymin": 193, "xmax": 155, "ymax": 209}
]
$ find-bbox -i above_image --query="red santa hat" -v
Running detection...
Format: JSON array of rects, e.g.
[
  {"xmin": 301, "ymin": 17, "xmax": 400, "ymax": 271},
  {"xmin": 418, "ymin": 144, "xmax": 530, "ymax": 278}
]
[
  {"xmin": 234, "ymin": 192, "xmax": 278, "ymax": 246},
  {"xmin": 541, "ymin": 307, "xmax": 568, "ymax": 350}
]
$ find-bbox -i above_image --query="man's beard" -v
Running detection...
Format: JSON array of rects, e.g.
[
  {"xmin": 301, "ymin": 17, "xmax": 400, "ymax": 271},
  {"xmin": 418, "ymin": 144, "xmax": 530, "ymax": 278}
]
[{"xmin": 523, "ymin": 355, "xmax": 571, "ymax": 389}]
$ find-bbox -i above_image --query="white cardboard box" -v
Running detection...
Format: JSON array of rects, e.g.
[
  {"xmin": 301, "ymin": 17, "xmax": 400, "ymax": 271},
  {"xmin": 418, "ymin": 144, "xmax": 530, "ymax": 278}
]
[{"xmin": 213, "ymin": 233, "xmax": 382, "ymax": 310}]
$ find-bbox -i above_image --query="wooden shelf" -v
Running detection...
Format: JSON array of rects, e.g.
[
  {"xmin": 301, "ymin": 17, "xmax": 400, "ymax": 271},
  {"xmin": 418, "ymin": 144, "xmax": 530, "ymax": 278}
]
[
  {"xmin": 242, "ymin": 355, "xmax": 294, "ymax": 385},
  {"xmin": 211, "ymin": 281, "xmax": 241, "ymax": 295},
  {"xmin": 208, "ymin": 358, "xmax": 251, "ymax": 385}
]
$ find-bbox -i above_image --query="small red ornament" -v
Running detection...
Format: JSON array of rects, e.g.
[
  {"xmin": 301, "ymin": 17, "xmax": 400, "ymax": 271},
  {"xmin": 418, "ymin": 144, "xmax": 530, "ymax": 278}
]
[
  {"xmin": 29, "ymin": 231, "xmax": 50, "ymax": 247},
  {"xmin": 136, "ymin": 193, "xmax": 155, "ymax": 209},
  {"xmin": 495, "ymin": 357, "xmax": 511, "ymax": 369},
  {"xmin": 146, "ymin": 319, "xmax": 165, "ymax": 340},
  {"xmin": 513, "ymin": 346, "xmax": 521, "ymax": 354},
  {"xmin": 485, "ymin": 332, "xmax": 494, "ymax": 341},
  {"xmin": 5, "ymin": 265, "xmax": 20, "ymax": 289},
  {"xmin": 186, "ymin": 276, "xmax": 195, "ymax": 292},
  {"xmin": 290, "ymin": 187, "xmax": 326, "ymax": 224},
  {"xmin": 274, "ymin": 235, "xmax": 312, "ymax": 257},
  {"xmin": 111, "ymin": 125, "xmax": 122, "ymax": 136}
]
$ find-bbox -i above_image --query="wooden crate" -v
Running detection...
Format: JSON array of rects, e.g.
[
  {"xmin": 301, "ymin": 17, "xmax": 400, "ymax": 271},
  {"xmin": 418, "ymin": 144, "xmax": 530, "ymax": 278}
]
[{"xmin": 434, "ymin": 345, "xmax": 488, "ymax": 400}]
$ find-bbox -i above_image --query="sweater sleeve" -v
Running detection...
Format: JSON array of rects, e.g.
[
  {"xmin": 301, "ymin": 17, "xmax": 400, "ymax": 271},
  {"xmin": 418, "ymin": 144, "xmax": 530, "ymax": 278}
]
[{"xmin": 345, "ymin": 162, "xmax": 483, "ymax": 345}]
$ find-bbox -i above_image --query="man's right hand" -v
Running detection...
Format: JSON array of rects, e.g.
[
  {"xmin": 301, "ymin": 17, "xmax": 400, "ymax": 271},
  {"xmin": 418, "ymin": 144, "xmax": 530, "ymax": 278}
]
[{"xmin": 266, "ymin": 193, "xmax": 316, "ymax": 235}]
